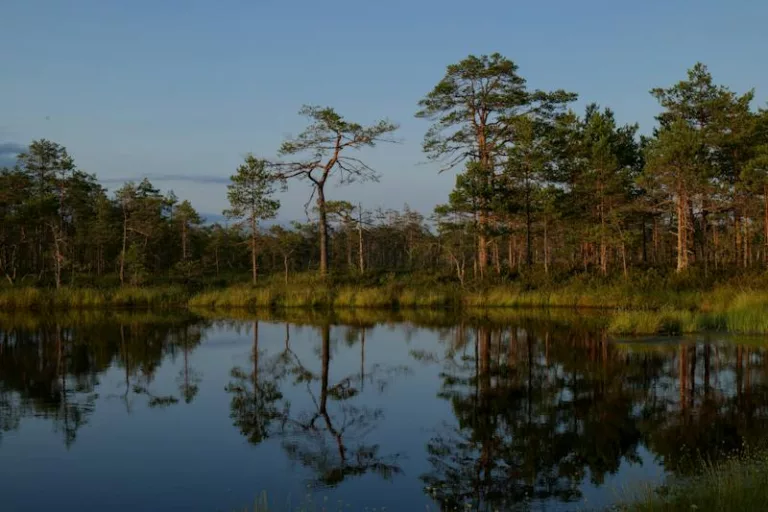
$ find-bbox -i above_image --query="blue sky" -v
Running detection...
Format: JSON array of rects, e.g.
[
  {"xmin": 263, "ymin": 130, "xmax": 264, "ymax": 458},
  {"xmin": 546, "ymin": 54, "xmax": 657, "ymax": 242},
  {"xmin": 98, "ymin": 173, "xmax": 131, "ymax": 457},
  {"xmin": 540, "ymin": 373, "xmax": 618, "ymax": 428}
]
[{"xmin": 1, "ymin": 0, "xmax": 766, "ymax": 221}]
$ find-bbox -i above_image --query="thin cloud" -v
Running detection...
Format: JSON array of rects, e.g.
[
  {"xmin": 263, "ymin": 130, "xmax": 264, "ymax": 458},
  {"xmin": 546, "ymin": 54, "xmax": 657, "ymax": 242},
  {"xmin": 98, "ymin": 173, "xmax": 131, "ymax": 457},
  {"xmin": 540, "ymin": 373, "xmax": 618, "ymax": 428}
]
[
  {"xmin": 0, "ymin": 141, "xmax": 25, "ymax": 167},
  {"xmin": 100, "ymin": 173, "xmax": 230, "ymax": 185}
]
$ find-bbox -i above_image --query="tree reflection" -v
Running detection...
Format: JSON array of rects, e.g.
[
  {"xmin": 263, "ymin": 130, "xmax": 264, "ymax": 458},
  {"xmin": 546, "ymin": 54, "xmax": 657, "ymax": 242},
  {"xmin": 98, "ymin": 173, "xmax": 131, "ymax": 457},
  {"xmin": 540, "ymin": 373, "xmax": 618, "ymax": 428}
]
[
  {"xmin": 0, "ymin": 322, "xmax": 97, "ymax": 447},
  {"xmin": 226, "ymin": 320, "xmax": 405, "ymax": 487},
  {"xmin": 225, "ymin": 321, "xmax": 286, "ymax": 444},
  {"xmin": 4, "ymin": 309, "xmax": 768, "ymax": 509},
  {"xmin": 419, "ymin": 323, "xmax": 768, "ymax": 511},
  {"xmin": 0, "ymin": 312, "xmax": 208, "ymax": 447}
]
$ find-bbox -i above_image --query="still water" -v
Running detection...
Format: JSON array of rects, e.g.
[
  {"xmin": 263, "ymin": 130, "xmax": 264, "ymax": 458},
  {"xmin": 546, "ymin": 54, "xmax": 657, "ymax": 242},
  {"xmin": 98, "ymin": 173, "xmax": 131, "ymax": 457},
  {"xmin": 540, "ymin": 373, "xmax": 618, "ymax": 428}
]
[{"xmin": 1, "ymin": 309, "xmax": 767, "ymax": 511}]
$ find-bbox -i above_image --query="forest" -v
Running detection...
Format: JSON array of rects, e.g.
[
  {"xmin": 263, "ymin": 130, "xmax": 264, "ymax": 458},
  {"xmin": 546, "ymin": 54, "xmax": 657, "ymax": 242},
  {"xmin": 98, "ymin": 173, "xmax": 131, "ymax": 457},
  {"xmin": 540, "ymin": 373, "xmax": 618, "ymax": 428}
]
[{"xmin": 2, "ymin": 55, "xmax": 768, "ymax": 292}]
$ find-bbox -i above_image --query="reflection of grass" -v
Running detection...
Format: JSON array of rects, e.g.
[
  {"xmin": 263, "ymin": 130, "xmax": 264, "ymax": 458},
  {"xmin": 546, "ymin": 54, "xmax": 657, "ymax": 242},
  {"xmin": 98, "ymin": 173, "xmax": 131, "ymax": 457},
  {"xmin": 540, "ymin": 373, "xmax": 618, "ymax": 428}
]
[
  {"xmin": 238, "ymin": 451, "xmax": 768, "ymax": 511},
  {"xmin": 234, "ymin": 492, "xmax": 354, "ymax": 512},
  {"xmin": 0, "ymin": 309, "xmax": 202, "ymax": 331},
  {"xmin": 190, "ymin": 305, "xmax": 608, "ymax": 333},
  {"xmin": 618, "ymin": 450, "xmax": 768, "ymax": 511}
]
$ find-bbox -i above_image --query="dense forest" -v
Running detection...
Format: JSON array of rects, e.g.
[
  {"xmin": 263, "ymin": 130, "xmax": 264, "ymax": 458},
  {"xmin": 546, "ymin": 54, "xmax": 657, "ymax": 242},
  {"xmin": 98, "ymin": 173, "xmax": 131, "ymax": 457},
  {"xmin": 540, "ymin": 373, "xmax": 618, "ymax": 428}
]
[{"xmin": 2, "ymin": 55, "xmax": 767, "ymax": 288}]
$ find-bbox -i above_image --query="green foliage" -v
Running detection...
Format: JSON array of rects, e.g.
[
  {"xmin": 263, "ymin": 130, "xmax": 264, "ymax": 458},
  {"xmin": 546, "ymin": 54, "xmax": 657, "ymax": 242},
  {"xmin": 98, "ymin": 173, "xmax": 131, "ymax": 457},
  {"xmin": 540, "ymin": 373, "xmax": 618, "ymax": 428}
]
[
  {"xmin": 3, "ymin": 61, "xmax": 768, "ymax": 292},
  {"xmin": 224, "ymin": 155, "xmax": 280, "ymax": 225},
  {"xmin": 0, "ymin": 286, "xmax": 188, "ymax": 309}
]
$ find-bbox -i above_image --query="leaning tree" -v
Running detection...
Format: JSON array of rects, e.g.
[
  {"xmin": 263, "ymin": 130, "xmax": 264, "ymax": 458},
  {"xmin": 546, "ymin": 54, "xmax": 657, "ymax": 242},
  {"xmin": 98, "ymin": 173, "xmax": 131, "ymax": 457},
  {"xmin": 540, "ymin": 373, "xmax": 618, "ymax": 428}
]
[{"xmin": 275, "ymin": 106, "xmax": 398, "ymax": 277}]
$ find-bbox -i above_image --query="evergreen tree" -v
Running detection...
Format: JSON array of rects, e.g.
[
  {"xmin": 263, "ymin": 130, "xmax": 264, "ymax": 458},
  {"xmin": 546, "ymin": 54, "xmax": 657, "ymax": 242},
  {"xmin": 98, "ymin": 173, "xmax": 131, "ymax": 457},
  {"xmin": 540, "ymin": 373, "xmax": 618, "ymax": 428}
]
[{"xmin": 224, "ymin": 155, "xmax": 281, "ymax": 283}]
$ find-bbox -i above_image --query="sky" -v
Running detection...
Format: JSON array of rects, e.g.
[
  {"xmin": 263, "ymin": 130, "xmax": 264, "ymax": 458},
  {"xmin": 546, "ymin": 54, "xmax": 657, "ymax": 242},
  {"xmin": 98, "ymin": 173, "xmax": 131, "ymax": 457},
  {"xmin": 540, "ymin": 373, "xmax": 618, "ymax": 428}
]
[{"xmin": 1, "ymin": 0, "xmax": 767, "ymax": 222}]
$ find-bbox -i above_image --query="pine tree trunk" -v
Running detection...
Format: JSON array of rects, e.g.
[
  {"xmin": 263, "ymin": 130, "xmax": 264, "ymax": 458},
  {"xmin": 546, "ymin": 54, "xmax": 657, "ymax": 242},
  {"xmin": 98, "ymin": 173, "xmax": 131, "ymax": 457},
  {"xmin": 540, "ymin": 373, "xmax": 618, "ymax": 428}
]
[
  {"xmin": 358, "ymin": 203, "xmax": 365, "ymax": 273},
  {"xmin": 764, "ymin": 184, "xmax": 768, "ymax": 267},
  {"xmin": 317, "ymin": 186, "xmax": 329, "ymax": 277},
  {"xmin": 120, "ymin": 208, "xmax": 127, "ymax": 286},
  {"xmin": 51, "ymin": 224, "xmax": 62, "ymax": 289},
  {"xmin": 346, "ymin": 228, "xmax": 353, "ymax": 270},
  {"xmin": 676, "ymin": 189, "xmax": 689, "ymax": 273},
  {"xmin": 250, "ymin": 215, "xmax": 258, "ymax": 284},
  {"xmin": 477, "ymin": 212, "xmax": 488, "ymax": 278},
  {"xmin": 599, "ymin": 186, "xmax": 607, "ymax": 275},
  {"xmin": 525, "ymin": 190, "xmax": 533, "ymax": 267}
]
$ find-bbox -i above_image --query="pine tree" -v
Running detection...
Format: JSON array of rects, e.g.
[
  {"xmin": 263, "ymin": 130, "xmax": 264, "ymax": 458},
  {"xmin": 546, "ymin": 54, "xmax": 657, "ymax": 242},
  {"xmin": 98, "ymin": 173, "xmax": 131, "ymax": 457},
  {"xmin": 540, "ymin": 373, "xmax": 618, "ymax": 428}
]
[{"xmin": 224, "ymin": 155, "xmax": 281, "ymax": 283}]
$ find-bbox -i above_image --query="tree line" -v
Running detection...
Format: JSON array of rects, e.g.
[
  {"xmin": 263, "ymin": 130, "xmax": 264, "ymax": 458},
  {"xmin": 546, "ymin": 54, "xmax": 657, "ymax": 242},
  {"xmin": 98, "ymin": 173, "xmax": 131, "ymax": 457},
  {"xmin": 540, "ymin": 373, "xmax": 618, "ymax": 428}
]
[{"xmin": 2, "ymin": 55, "xmax": 767, "ymax": 287}]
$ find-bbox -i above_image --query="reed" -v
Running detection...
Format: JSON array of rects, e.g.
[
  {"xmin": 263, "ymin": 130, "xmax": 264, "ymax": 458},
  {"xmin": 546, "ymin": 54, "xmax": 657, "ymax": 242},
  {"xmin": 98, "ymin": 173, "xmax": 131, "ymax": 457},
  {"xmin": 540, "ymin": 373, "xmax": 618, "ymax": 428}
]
[
  {"xmin": 618, "ymin": 449, "xmax": 768, "ymax": 511},
  {"xmin": 0, "ymin": 286, "xmax": 187, "ymax": 310},
  {"xmin": 4, "ymin": 279, "xmax": 768, "ymax": 335}
]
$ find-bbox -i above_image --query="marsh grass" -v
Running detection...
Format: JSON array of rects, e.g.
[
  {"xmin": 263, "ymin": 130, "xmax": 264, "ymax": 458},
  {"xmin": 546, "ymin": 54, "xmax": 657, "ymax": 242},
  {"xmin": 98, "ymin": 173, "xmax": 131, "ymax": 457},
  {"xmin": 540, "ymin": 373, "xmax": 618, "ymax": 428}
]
[
  {"xmin": 0, "ymin": 286, "xmax": 188, "ymax": 309},
  {"xmin": 616, "ymin": 450, "xmax": 768, "ymax": 511},
  {"xmin": 189, "ymin": 281, "xmax": 768, "ymax": 334},
  {"xmin": 605, "ymin": 291, "xmax": 768, "ymax": 335},
  {"xmin": 6, "ymin": 274, "xmax": 768, "ymax": 334}
]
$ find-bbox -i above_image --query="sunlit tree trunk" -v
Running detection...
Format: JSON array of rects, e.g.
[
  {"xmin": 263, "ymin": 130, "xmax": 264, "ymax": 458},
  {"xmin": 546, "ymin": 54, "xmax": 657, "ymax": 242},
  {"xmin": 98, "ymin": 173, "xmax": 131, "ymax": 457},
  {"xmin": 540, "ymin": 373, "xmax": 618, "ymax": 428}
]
[
  {"xmin": 250, "ymin": 214, "xmax": 258, "ymax": 284},
  {"xmin": 358, "ymin": 203, "xmax": 365, "ymax": 273},
  {"xmin": 676, "ymin": 188, "xmax": 689, "ymax": 272},
  {"xmin": 317, "ymin": 188, "xmax": 329, "ymax": 277},
  {"xmin": 764, "ymin": 184, "xmax": 768, "ymax": 266}
]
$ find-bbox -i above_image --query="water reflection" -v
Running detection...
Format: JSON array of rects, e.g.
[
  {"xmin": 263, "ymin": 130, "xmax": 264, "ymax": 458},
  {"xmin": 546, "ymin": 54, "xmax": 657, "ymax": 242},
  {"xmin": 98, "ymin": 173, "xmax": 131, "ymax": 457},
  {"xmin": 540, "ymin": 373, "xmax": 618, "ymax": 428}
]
[
  {"xmin": 1, "ymin": 310, "xmax": 768, "ymax": 511},
  {"xmin": 417, "ymin": 323, "xmax": 768, "ymax": 510},
  {"xmin": 0, "ymin": 312, "xmax": 206, "ymax": 447},
  {"xmin": 226, "ymin": 320, "xmax": 406, "ymax": 487}
]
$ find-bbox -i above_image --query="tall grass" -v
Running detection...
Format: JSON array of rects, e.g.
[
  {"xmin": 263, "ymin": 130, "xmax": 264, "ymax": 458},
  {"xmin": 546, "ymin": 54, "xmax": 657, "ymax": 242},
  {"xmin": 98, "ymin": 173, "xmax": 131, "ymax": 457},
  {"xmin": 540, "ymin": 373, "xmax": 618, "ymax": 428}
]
[
  {"xmin": 6, "ymin": 272, "xmax": 768, "ymax": 334},
  {"xmin": 605, "ymin": 291, "xmax": 768, "ymax": 335},
  {"xmin": 617, "ymin": 450, "xmax": 768, "ymax": 511},
  {"xmin": 188, "ymin": 284, "xmax": 459, "ymax": 309},
  {"xmin": 0, "ymin": 286, "xmax": 188, "ymax": 309}
]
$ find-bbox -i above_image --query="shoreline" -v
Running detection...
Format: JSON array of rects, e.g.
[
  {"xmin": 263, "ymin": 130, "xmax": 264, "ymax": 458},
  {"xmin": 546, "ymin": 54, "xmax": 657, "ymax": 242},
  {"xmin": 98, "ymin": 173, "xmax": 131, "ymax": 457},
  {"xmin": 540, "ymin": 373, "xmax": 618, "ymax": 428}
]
[{"xmin": 1, "ymin": 282, "xmax": 767, "ymax": 335}]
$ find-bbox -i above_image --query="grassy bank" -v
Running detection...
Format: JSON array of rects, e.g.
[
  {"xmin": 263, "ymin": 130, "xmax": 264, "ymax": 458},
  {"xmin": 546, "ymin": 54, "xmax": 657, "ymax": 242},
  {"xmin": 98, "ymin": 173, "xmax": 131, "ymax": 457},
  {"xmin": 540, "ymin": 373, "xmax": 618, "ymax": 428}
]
[
  {"xmin": 188, "ymin": 276, "xmax": 768, "ymax": 334},
  {"xmin": 618, "ymin": 450, "xmax": 768, "ymax": 511},
  {"xmin": 187, "ymin": 270, "xmax": 768, "ymax": 311},
  {"xmin": 0, "ymin": 286, "xmax": 189, "ymax": 309},
  {"xmin": 605, "ymin": 291, "xmax": 768, "ymax": 335},
  {"xmin": 4, "ymin": 272, "xmax": 768, "ymax": 334}
]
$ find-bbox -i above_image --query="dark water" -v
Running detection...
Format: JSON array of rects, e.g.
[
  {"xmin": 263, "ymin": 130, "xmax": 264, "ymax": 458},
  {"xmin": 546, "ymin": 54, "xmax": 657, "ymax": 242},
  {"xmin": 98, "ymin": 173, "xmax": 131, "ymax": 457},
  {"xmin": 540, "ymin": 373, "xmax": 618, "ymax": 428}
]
[{"xmin": 1, "ymin": 309, "xmax": 768, "ymax": 512}]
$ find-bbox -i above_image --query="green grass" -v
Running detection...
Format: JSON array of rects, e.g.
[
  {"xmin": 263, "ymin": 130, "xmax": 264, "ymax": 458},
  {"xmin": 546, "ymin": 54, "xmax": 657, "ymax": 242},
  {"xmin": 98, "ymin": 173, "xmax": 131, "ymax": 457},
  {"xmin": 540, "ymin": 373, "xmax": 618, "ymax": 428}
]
[
  {"xmin": 617, "ymin": 450, "xmax": 768, "ymax": 511},
  {"xmin": 607, "ymin": 309, "xmax": 705, "ymax": 335},
  {"xmin": 604, "ymin": 291, "xmax": 768, "ymax": 335},
  {"xmin": 188, "ymin": 281, "xmax": 768, "ymax": 334},
  {"xmin": 6, "ymin": 272, "xmax": 768, "ymax": 334},
  {"xmin": 0, "ymin": 286, "xmax": 188, "ymax": 309}
]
